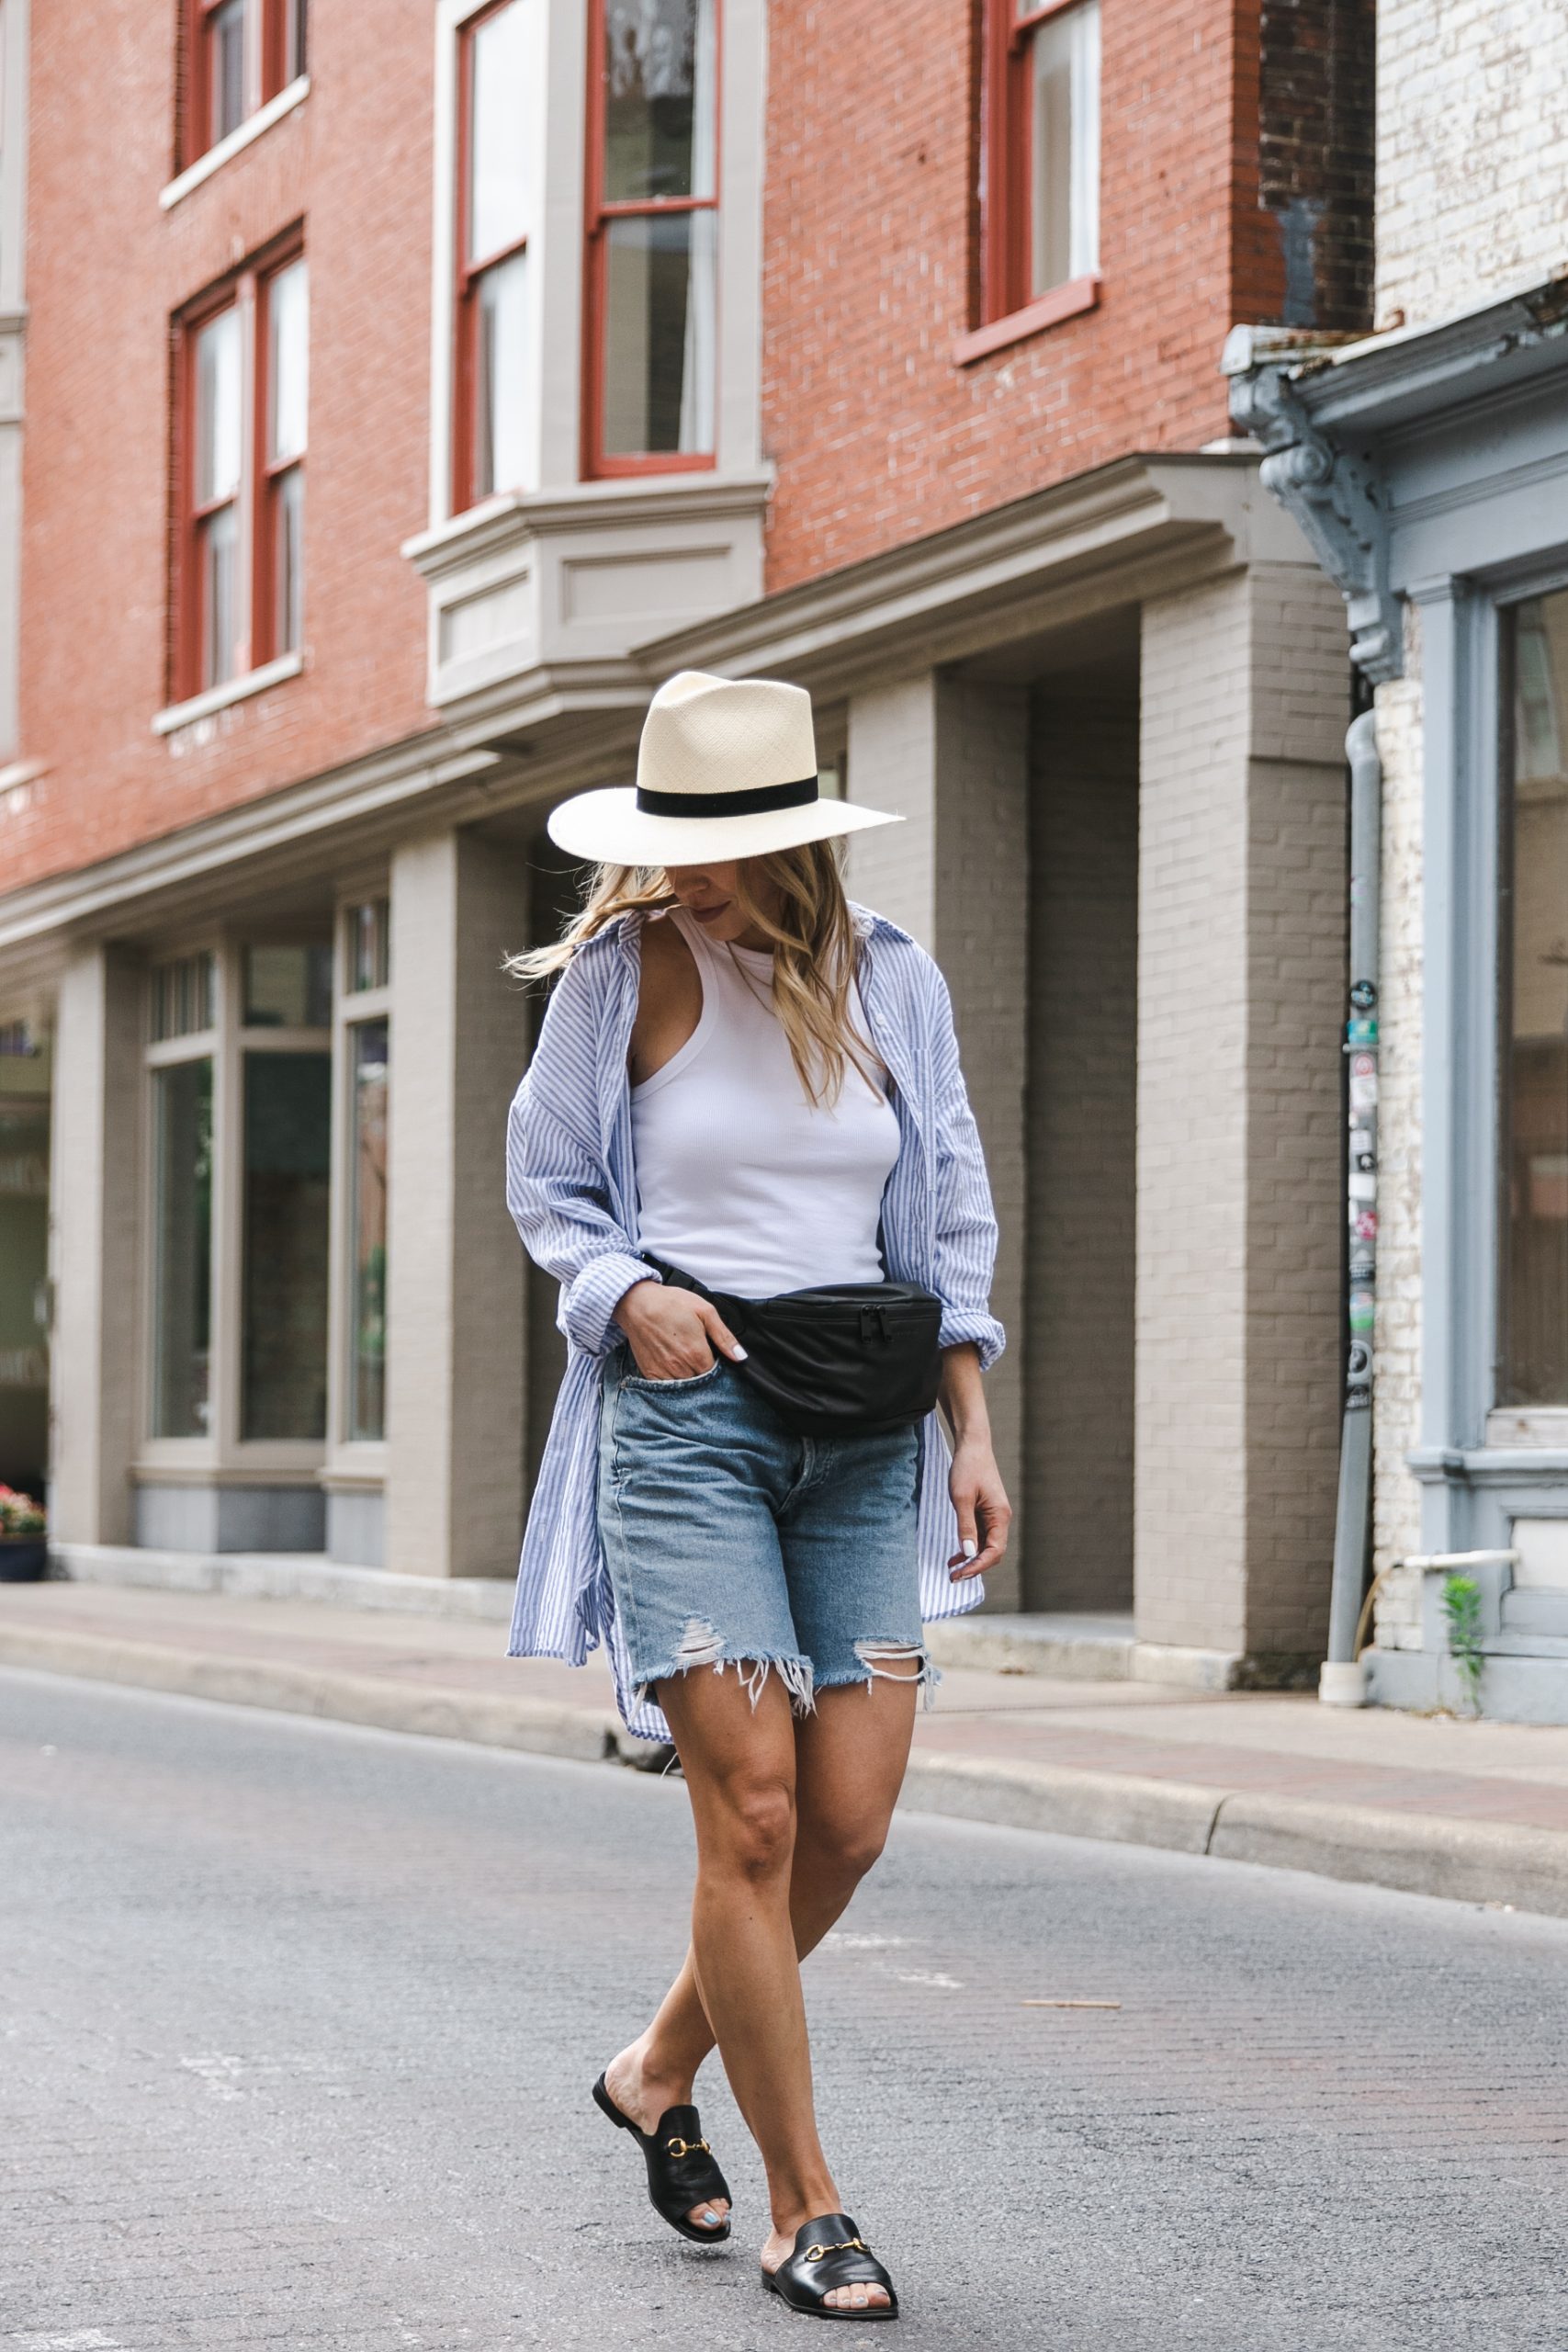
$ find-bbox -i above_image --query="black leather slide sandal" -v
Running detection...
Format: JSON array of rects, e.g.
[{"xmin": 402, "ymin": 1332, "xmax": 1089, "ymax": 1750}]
[
  {"xmin": 761, "ymin": 2213, "xmax": 899, "ymax": 2321},
  {"xmin": 591, "ymin": 2073, "xmax": 733, "ymax": 2244}
]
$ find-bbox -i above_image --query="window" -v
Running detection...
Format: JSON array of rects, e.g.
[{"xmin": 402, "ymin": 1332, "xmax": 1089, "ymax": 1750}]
[
  {"xmin": 347, "ymin": 897, "xmax": 390, "ymax": 994},
  {"xmin": 1500, "ymin": 591, "xmax": 1568, "ymax": 1406},
  {"xmin": 982, "ymin": 0, "xmax": 1100, "ymax": 328},
  {"xmin": 241, "ymin": 1046, "xmax": 331, "ymax": 1441},
  {"xmin": 148, "ymin": 956, "xmax": 218, "ymax": 1440},
  {"xmin": 263, "ymin": 257, "xmax": 308, "ymax": 662},
  {"xmin": 179, "ymin": 244, "xmax": 307, "ymax": 700},
  {"xmin": 346, "ymin": 1020, "xmax": 389, "ymax": 1442},
  {"xmin": 144, "ymin": 938, "xmax": 334, "ymax": 1459},
  {"xmin": 455, "ymin": 0, "xmax": 534, "ymax": 510},
  {"xmin": 187, "ymin": 0, "xmax": 309, "ymax": 164},
  {"xmin": 585, "ymin": 0, "xmax": 718, "ymax": 476},
  {"xmin": 338, "ymin": 900, "xmax": 391, "ymax": 1446}
]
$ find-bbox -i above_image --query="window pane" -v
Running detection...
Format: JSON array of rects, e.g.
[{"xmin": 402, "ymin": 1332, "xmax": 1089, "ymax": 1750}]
[
  {"xmin": 1028, "ymin": 0, "xmax": 1099, "ymax": 296},
  {"xmin": 152, "ymin": 953, "xmax": 216, "ymax": 1043},
  {"xmin": 603, "ymin": 0, "xmax": 716, "ymax": 202},
  {"xmin": 1502, "ymin": 592, "xmax": 1568, "ymax": 1405},
  {"xmin": 243, "ymin": 943, "xmax": 332, "ymax": 1029},
  {"xmin": 208, "ymin": 0, "xmax": 248, "ymax": 142},
  {"xmin": 152, "ymin": 1059, "xmax": 213, "ymax": 1438},
  {"xmin": 468, "ymin": 0, "xmax": 533, "ymax": 263},
  {"xmin": 473, "ymin": 250, "xmax": 529, "ymax": 496},
  {"xmin": 267, "ymin": 258, "xmax": 308, "ymax": 463},
  {"xmin": 199, "ymin": 505, "xmax": 240, "ymax": 689},
  {"xmin": 285, "ymin": 0, "xmax": 307, "ymax": 80},
  {"xmin": 195, "ymin": 307, "xmax": 242, "ymax": 506},
  {"xmin": 347, "ymin": 1019, "xmax": 390, "ymax": 1442},
  {"xmin": 272, "ymin": 467, "xmax": 304, "ymax": 655},
  {"xmin": 241, "ymin": 1051, "xmax": 331, "ymax": 1441},
  {"xmin": 348, "ymin": 899, "xmax": 390, "ymax": 992},
  {"xmin": 601, "ymin": 209, "xmax": 716, "ymax": 456}
]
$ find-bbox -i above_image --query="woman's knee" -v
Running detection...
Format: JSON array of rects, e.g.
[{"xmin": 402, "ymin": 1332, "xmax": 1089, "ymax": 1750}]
[
  {"xmin": 707, "ymin": 1775, "xmax": 797, "ymax": 1883},
  {"xmin": 797, "ymin": 1801, "xmax": 890, "ymax": 1890}
]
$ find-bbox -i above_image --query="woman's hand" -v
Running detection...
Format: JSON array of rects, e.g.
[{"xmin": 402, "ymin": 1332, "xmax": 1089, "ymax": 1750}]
[
  {"xmin": 947, "ymin": 1437, "xmax": 1011, "ymax": 1579},
  {"xmin": 613, "ymin": 1279, "xmax": 747, "ymax": 1382},
  {"xmin": 939, "ymin": 1341, "xmax": 1012, "ymax": 1579}
]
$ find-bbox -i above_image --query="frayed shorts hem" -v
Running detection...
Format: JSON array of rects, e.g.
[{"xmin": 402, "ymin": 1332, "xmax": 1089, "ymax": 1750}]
[
  {"xmin": 636, "ymin": 1640, "xmax": 941, "ymax": 1718},
  {"xmin": 634, "ymin": 1643, "xmax": 818, "ymax": 1718}
]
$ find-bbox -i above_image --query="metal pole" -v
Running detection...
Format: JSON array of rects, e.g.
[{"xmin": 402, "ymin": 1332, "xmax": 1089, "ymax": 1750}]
[{"xmin": 1321, "ymin": 708, "xmax": 1382, "ymax": 1705}]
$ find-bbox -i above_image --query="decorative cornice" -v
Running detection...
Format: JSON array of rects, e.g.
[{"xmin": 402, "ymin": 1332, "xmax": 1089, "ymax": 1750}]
[{"xmin": 1224, "ymin": 326, "xmax": 1402, "ymax": 683}]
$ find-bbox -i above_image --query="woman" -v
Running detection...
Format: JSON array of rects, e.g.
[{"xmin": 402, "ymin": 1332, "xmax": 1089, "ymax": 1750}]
[{"xmin": 505, "ymin": 670, "xmax": 1009, "ymax": 2323}]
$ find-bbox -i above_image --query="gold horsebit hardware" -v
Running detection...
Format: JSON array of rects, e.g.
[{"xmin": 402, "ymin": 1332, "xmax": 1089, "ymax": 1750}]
[
  {"xmin": 664, "ymin": 2136, "xmax": 711, "ymax": 2158},
  {"xmin": 804, "ymin": 2238, "xmax": 871, "ymax": 2263}
]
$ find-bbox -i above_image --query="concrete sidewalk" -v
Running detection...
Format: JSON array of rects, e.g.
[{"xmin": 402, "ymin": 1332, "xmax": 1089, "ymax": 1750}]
[{"xmin": 6, "ymin": 1574, "xmax": 1568, "ymax": 1919}]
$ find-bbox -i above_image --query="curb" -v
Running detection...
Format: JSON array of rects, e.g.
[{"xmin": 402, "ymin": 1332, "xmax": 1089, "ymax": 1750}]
[
  {"xmin": 5, "ymin": 1623, "xmax": 1568, "ymax": 1920},
  {"xmin": 0, "ymin": 1623, "xmax": 642, "ymax": 1767}
]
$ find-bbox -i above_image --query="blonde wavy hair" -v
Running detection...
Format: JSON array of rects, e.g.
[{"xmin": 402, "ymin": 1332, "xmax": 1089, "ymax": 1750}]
[{"xmin": 506, "ymin": 842, "xmax": 876, "ymax": 1107}]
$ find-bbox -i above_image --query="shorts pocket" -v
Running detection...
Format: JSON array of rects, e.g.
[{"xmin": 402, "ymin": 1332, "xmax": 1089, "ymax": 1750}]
[{"xmin": 620, "ymin": 1357, "xmax": 725, "ymax": 1393}]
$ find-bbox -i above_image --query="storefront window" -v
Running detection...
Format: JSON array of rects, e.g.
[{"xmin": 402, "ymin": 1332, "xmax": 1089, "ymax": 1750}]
[
  {"xmin": 243, "ymin": 942, "xmax": 333, "ymax": 1029},
  {"xmin": 347, "ymin": 1019, "xmax": 389, "ymax": 1442},
  {"xmin": 152, "ymin": 1059, "xmax": 213, "ymax": 1436},
  {"xmin": 241, "ymin": 1050, "xmax": 332, "ymax": 1439},
  {"xmin": 1502, "ymin": 590, "xmax": 1568, "ymax": 1405}
]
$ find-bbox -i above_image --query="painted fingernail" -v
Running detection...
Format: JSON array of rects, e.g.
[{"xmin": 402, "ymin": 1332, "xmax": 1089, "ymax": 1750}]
[
  {"xmin": 732, "ymin": 1344, "xmax": 749, "ymax": 1360},
  {"xmin": 962, "ymin": 1539, "xmax": 978, "ymax": 1560}
]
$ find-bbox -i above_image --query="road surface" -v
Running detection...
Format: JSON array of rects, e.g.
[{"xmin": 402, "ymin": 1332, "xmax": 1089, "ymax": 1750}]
[{"xmin": 4, "ymin": 1668, "xmax": 1565, "ymax": 2349}]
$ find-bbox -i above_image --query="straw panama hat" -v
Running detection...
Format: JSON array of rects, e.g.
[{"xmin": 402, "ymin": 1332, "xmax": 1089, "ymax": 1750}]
[{"xmin": 546, "ymin": 670, "xmax": 902, "ymax": 866}]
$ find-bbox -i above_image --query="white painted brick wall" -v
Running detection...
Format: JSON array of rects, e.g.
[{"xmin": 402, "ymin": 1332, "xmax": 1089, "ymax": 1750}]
[
  {"xmin": 1137, "ymin": 563, "xmax": 1348, "ymax": 1657},
  {"xmin": 847, "ymin": 672, "xmax": 1030, "ymax": 1609},
  {"xmin": 1370, "ymin": 607, "xmax": 1427, "ymax": 1647},
  {"xmin": 1378, "ymin": 0, "xmax": 1568, "ymax": 324}
]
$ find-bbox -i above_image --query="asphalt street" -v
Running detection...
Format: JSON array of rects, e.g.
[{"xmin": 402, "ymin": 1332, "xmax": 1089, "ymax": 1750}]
[{"xmin": 4, "ymin": 1668, "xmax": 1566, "ymax": 2352}]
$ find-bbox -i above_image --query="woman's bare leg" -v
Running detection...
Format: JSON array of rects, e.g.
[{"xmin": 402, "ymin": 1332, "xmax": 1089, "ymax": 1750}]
[{"xmin": 604, "ymin": 1661, "xmax": 919, "ymax": 2305}]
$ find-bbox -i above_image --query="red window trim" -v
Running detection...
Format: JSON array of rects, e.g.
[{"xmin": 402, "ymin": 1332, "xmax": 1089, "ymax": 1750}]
[
  {"xmin": 175, "ymin": 229, "xmax": 306, "ymax": 703},
  {"xmin": 581, "ymin": 0, "xmax": 722, "ymax": 481},
  {"xmin": 185, "ymin": 0, "xmax": 307, "ymax": 170},
  {"xmin": 981, "ymin": 0, "xmax": 1092, "ymax": 330},
  {"xmin": 452, "ymin": 0, "xmax": 532, "ymax": 516}
]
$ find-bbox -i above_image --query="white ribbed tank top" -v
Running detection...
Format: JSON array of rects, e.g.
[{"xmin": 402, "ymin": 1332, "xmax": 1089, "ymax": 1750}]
[{"xmin": 630, "ymin": 907, "xmax": 901, "ymax": 1299}]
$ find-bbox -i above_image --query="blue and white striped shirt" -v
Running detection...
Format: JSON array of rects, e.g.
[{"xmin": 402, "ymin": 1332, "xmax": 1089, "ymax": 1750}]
[{"xmin": 504, "ymin": 902, "xmax": 1004, "ymax": 1740}]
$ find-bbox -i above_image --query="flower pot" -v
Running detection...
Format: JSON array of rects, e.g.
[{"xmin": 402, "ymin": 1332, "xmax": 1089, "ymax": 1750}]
[{"xmin": 0, "ymin": 1535, "xmax": 48, "ymax": 1582}]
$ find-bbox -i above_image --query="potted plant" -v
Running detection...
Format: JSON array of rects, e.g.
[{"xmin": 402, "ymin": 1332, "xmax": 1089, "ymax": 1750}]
[{"xmin": 0, "ymin": 1486, "xmax": 48, "ymax": 1582}]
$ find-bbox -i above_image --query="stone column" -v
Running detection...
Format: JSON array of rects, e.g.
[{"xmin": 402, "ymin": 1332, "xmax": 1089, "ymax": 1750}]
[
  {"xmin": 1135, "ymin": 561, "xmax": 1349, "ymax": 1669},
  {"xmin": 383, "ymin": 830, "xmax": 530, "ymax": 1578},
  {"xmin": 846, "ymin": 673, "xmax": 1030, "ymax": 1608},
  {"xmin": 49, "ymin": 944, "xmax": 142, "ymax": 1544}
]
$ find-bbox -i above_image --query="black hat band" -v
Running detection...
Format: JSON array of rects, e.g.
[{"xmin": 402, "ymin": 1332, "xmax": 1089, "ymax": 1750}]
[{"xmin": 635, "ymin": 774, "xmax": 819, "ymax": 820}]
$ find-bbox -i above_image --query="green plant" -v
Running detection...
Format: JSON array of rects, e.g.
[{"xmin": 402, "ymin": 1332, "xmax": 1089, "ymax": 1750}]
[
  {"xmin": 0, "ymin": 1485, "xmax": 45, "ymax": 1535},
  {"xmin": 1442, "ymin": 1572, "xmax": 1485, "ymax": 1713}
]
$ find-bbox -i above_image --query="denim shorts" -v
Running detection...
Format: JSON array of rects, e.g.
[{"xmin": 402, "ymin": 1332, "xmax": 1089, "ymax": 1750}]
[{"xmin": 596, "ymin": 1345, "xmax": 932, "ymax": 1713}]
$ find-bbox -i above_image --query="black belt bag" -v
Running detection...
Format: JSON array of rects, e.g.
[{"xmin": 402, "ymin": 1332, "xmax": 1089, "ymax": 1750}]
[{"xmin": 644, "ymin": 1255, "xmax": 943, "ymax": 1440}]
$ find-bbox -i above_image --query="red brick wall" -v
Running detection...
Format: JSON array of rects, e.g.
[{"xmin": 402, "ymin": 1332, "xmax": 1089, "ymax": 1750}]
[
  {"xmin": 762, "ymin": 0, "xmax": 1269, "ymax": 594},
  {"xmin": 6, "ymin": 0, "xmax": 437, "ymax": 893}
]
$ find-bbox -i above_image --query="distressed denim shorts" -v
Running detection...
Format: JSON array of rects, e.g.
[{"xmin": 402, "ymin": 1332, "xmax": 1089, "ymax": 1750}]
[{"xmin": 597, "ymin": 1345, "xmax": 932, "ymax": 1713}]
